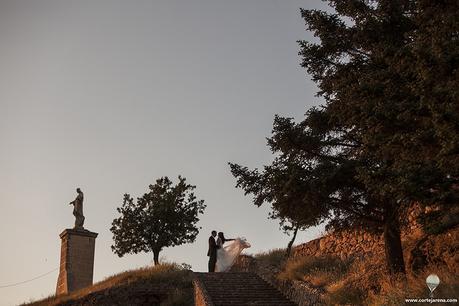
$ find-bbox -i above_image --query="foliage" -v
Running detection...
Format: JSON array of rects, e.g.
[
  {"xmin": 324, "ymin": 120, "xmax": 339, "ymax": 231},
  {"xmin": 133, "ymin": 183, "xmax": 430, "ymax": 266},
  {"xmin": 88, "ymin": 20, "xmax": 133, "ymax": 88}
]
[
  {"xmin": 110, "ymin": 176, "xmax": 205, "ymax": 264},
  {"xmin": 297, "ymin": 0, "xmax": 458, "ymax": 207},
  {"xmin": 420, "ymin": 206, "xmax": 459, "ymax": 235},
  {"xmin": 230, "ymin": 0, "xmax": 458, "ymax": 276}
]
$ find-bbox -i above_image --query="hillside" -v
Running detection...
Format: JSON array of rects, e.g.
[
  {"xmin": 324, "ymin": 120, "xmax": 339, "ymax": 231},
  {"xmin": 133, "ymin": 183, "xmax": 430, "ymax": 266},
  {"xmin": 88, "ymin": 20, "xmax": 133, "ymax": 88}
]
[
  {"xmin": 23, "ymin": 263, "xmax": 194, "ymax": 306},
  {"xmin": 23, "ymin": 206, "xmax": 458, "ymax": 305},
  {"xmin": 231, "ymin": 213, "xmax": 459, "ymax": 305}
]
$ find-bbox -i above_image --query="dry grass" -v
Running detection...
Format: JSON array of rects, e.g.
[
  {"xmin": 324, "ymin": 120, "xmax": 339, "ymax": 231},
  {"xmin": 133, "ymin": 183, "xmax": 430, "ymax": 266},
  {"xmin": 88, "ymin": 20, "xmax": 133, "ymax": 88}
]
[
  {"xmin": 277, "ymin": 254, "xmax": 367, "ymax": 304},
  {"xmin": 23, "ymin": 262, "xmax": 193, "ymax": 306},
  {"xmin": 254, "ymin": 248, "xmax": 287, "ymax": 268},
  {"xmin": 277, "ymin": 253, "xmax": 459, "ymax": 305},
  {"xmin": 368, "ymin": 265, "xmax": 459, "ymax": 305},
  {"xmin": 275, "ymin": 225, "xmax": 459, "ymax": 305},
  {"xmin": 322, "ymin": 256, "xmax": 384, "ymax": 305},
  {"xmin": 279, "ymin": 255, "xmax": 351, "ymax": 285}
]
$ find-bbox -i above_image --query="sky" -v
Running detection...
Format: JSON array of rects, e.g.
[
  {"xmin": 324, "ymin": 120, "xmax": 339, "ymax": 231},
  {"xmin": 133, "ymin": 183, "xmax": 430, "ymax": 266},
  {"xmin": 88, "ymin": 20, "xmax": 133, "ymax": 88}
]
[{"xmin": 0, "ymin": 1, "xmax": 331, "ymax": 305}]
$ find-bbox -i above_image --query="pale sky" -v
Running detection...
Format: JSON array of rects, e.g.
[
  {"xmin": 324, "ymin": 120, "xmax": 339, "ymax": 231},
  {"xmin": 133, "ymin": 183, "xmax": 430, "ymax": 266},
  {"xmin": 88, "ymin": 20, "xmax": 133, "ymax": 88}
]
[{"xmin": 0, "ymin": 1, "xmax": 330, "ymax": 305}]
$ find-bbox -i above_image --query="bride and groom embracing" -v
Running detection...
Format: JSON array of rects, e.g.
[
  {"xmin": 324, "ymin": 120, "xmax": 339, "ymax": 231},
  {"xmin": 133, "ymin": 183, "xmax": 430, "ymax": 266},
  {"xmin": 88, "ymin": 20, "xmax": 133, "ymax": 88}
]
[{"xmin": 207, "ymin": 230, "xmax": 251, "ymax": 272}]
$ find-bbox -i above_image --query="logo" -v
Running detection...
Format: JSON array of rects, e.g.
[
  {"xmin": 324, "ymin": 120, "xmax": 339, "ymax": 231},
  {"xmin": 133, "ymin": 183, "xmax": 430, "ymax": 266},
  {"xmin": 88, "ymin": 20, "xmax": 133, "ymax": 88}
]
[{"xmin": 426, "ymin": 274, "xmax": 440, "ymax": 298}]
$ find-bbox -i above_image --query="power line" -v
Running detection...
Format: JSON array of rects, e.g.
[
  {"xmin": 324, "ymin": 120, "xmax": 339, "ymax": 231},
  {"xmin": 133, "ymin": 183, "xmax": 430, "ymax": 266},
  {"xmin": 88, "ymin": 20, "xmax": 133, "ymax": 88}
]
[{"xmin": 0, "ymin": 267, "xmax": 59, "ymax": 288}]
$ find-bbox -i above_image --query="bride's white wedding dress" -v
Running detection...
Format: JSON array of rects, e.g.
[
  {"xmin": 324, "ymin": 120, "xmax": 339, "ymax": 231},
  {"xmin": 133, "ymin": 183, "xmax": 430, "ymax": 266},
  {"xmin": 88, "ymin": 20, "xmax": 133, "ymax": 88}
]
[{"xmin": 215, "ymin": 237, "xmax": 251, "ymax": 272}]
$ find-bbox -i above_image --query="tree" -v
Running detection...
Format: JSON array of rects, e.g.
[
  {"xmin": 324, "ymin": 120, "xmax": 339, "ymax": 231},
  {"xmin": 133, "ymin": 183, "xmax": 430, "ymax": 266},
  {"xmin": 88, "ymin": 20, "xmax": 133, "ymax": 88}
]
[
  {"xmin": 229, "ymin": 139, "xmax": 331, "ymax": 257},
  {"xmin": 231, "ymin": 0, "xmax": 458, "ymax": 277},
  {"xmin": 230, "ymin": 111, "xmax": 385, "ymax": 262},
  {"xmin": 297, "ymin": 0, "xmax": 458, "ymax": 207},
  {"xmin": 232, "ymin": 111, "xmax": 405, "ymax": 275},
  {"xmin": 110, "ymin": 176, "xmax": 206, "ymax": 265},
  {"xmin": 298, "ymin": 0, "xmax": 457, "ymax": 274}
]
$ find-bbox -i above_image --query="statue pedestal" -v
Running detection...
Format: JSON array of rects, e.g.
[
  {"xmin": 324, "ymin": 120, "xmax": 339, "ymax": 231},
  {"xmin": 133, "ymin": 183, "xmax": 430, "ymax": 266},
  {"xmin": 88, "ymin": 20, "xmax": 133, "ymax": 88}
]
[{"xmin": 56, "ymin": 228, "xmax": 98, "ymax": 295}]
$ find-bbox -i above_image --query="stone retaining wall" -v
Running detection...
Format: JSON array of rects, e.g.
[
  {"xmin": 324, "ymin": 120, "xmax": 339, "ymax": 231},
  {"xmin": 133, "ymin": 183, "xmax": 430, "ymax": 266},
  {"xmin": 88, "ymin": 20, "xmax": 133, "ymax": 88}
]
[{"xmin": 293, "ymin": 204, "xmax": 424, "ymax": 260}]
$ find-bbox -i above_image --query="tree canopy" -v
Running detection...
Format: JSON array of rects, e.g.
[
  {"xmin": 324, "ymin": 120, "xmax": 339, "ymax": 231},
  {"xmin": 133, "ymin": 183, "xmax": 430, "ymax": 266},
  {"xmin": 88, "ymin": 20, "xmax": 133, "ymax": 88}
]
[
  {"xmin": 230, "ymin": 0, "xmax": 458, "ymax": 276},
  {"xmin": 110, "ymin": 176, "xmax": 206, "ymax": 265}
]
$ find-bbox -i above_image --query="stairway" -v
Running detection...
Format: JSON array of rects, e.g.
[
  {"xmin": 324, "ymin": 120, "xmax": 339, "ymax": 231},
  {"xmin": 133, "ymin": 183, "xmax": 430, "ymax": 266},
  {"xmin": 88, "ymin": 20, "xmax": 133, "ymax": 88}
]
[{"xmin": 193, "ymin": 272, "xmax": 297, "ymax": 306}]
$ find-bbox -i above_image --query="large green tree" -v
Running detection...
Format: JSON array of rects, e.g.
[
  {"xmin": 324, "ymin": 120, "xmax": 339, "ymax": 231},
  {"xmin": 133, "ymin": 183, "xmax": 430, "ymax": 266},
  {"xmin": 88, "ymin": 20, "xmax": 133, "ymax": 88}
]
[
  {"xmin": 110, "ymin": 176, "xmax": 206, "ymax": 265},
  {"xmin": 231, "ymin": 0, "xmax": 458, "ymax": 276},
  {"xmin": 229, "ymin": 155, "xmax": 330, "ymax": 257},
  {"xmin": 297, "ymin": 0, "xmax": 458, "ymax": 207}
]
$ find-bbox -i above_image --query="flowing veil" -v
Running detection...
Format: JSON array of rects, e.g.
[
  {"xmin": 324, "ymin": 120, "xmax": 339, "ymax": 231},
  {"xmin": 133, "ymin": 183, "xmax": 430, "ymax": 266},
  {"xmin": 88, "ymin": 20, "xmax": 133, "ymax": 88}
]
[{"xmin": 215, "ymin": 237, "xmax": 251, "ymax": 272}]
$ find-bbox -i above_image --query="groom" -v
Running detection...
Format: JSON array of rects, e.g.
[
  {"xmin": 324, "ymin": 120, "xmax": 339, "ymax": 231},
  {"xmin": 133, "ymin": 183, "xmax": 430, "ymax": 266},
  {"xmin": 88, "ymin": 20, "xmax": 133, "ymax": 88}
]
[{"xmin": 207, "ymin": 230, "xmax": 219, "ymax": 272}]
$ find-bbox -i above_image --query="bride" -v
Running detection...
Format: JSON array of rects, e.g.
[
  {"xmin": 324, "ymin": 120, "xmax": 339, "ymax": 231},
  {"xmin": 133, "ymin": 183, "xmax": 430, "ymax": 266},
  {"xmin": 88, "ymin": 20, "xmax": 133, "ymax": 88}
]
[{"xmin": 215, "ymin": 232, "xmax": 251, "ymax": 272}]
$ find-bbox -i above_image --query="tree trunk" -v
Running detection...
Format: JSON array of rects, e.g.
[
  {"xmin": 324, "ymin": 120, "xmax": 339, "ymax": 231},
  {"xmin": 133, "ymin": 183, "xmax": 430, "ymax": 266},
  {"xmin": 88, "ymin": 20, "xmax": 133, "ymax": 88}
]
[
  {"xmin": 153, "ymin": 249, "xmax": 160, "ymax": 266},
  {"xmin": 286, "ymin": 225, "xmax": 300, "ymax": 258},
  {"xmin": 383, "ymin": 208, "xmax": 406, "ymax": 277}
]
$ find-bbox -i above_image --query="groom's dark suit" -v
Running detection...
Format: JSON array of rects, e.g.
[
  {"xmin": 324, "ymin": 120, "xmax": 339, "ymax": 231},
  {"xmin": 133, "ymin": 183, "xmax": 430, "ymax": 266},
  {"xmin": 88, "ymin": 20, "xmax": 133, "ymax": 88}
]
[{"xmin": 207, "ymin": 236, "xmax": 219, "ymax": 272}]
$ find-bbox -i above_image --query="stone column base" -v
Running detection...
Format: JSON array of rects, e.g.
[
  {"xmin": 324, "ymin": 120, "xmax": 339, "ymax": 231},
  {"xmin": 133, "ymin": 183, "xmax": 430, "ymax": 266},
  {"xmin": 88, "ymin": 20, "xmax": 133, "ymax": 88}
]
[{"xmin": 56, "ymin": 228, "xmax": 98, "ymax": 295}]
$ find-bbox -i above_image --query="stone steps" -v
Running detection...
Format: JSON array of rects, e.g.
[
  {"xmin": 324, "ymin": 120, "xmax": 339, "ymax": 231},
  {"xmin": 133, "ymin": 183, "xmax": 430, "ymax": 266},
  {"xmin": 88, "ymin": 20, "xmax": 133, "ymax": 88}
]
[{"xmin": 194, "ymin": 272, "xmax": 297, "ymax": 306}]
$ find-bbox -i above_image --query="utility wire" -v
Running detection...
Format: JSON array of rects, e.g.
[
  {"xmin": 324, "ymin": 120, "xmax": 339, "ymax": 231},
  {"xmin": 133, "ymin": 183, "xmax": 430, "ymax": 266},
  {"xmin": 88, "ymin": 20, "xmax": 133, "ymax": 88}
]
[{"xmin": 0, "ymin": 267, "xmax": 59, "ymax": 288}]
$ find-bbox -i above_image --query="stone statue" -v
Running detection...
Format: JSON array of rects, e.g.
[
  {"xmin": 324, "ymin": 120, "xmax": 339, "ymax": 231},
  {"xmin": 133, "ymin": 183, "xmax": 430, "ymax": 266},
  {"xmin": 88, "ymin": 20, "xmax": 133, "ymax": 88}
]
[{"xmin": 69, "ymin": 188, "xmax": 85, "ymax": 229}]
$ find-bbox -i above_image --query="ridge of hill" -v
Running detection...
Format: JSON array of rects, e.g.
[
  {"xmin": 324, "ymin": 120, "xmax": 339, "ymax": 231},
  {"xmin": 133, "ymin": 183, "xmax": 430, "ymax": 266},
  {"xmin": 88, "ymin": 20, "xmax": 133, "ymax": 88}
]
[{"xmin": 22, "ymin": 263, "xmax": 194, "ymax": 306}]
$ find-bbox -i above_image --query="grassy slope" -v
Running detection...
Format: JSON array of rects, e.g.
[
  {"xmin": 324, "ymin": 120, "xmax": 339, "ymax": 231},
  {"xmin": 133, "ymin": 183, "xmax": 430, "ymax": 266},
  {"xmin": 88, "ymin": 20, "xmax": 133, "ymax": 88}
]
[
  {"xmin": 22, "ymin": 263, "xmax": 194, "ymax": 306},
  {"xmin": 255, "ymin": 226, "xmax": 459, "ymax": 305}
]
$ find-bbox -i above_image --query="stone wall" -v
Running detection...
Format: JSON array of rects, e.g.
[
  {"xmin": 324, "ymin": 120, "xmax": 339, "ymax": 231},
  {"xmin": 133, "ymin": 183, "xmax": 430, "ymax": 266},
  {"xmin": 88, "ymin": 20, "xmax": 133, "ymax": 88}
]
[{"xmin": 293, "ymin": 204, "xmax": 424, "ymax": 260}]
